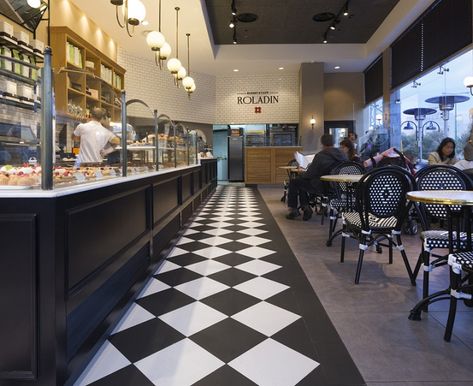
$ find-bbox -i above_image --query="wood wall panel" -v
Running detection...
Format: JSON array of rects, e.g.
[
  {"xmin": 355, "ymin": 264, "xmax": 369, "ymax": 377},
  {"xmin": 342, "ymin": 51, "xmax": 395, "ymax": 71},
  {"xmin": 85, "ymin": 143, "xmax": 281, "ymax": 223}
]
[{"xmin": 245, "ymin": 147, "xmax": 302, "ymax": 184}]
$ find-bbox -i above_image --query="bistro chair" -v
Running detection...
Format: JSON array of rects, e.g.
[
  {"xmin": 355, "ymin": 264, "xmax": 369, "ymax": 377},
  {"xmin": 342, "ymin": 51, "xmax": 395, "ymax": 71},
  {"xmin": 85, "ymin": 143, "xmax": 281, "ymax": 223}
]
[
  {"xmin": 411, "ymin": 165, "xmax": 472, "ymax": 311},
  {"xmin": 340, "ymin": 166, "xmax": 416, "ymax": 284},
  {"xmin": 281, "ymin": 159, "xmax": 299, "ymax": 203},
  {"xmin": 326, "ymin": 161, "xmax": 365, "ymax": 246}
]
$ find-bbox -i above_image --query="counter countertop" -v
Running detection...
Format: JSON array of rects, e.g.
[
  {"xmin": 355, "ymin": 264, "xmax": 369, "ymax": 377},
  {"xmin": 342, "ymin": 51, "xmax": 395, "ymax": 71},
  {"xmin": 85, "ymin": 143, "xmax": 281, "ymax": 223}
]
[{"xmin": 0, "ymin": 164, "xmax": 200, "ymax": 198}]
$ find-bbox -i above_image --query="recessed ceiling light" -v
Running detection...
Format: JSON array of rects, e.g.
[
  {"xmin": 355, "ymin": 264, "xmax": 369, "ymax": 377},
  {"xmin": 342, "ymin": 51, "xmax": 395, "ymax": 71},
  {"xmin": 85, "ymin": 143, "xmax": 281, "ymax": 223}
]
[
  {"xmin": 330, "ymin": 25, "xmax": 336, "ymax": 30},
  {"xmin": 233, "ymin": 69, "xmax": 239, "ymax": 72},
  {"xmin": 141, "ymin": 20, "xmax": 149, "ymax": 26},
  {"xmin": 278, "ymin": 67, "xmax": 284, "ymax": 70},
  {"xmin": 334, "ymin": 66, "xmax": 341, "ymax": 69}
]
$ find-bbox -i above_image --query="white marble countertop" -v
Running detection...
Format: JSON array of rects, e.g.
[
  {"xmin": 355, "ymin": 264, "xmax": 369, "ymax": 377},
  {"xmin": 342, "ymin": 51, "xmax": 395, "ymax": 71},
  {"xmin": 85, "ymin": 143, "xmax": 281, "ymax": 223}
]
[{"xmin": 0, "ymin": 164, "xmax": 199, "ymax": 198}]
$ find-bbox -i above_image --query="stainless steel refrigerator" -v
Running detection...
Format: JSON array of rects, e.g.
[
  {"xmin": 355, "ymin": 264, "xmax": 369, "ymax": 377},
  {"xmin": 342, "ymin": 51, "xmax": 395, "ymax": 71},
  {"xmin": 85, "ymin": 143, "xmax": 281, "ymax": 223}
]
[{"xmin": 227, "ymin": 136, "xmax": 244, "ymax": 181}]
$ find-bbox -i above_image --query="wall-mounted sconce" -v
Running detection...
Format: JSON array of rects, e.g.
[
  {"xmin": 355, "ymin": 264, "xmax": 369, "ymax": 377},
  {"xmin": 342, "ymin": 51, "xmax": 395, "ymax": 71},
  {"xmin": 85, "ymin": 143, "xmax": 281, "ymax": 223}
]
[
  {"xmin": 310, "ymin": 115, "xmax": 316, "ymax": 129},
  {"xmin": 464, "ymin": 76, "xmax": 473, "ymax": 96}
]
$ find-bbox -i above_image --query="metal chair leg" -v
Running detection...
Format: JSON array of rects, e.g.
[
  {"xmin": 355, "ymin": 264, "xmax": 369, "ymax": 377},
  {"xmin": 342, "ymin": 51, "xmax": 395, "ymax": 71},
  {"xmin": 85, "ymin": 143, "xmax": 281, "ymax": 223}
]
[
  {"xmin": 422, "ymin": 250, "xmax": 431, "ymax": 312},
  {"xmin": 444, "ymin": 269, "xmax": 460, "ymax": 342},
  {"xmin": 395, "ymin": 234, "xmax": 416, "ymax": 286},
  {"xmin": 388, "ymin": 236, "xmax": 393, "ymax": 264},
  {"xmin": 355, "ymin": 234, "xmax": 367, "ymax": 284}
]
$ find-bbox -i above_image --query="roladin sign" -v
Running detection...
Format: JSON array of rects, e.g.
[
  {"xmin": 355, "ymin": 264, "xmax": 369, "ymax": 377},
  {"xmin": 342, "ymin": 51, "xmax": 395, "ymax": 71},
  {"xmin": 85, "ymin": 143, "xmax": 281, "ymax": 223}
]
[{"xmin": 237, "ymin": 91, "xmax": 279, "ymax": 105}]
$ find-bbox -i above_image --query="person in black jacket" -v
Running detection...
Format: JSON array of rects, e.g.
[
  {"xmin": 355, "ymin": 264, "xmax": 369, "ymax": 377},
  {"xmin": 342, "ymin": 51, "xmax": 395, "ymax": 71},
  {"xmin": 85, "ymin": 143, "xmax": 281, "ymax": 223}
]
[{"xmin": 286, "ymin": 134, "xmax": 347, "ymax": 220}]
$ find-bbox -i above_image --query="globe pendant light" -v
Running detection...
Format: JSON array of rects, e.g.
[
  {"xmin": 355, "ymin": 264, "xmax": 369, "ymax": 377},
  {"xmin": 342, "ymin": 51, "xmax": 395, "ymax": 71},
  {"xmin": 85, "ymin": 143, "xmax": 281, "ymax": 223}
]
[
  {"xmin": 177, "ymin": 66, "xmax": 187, "ymax": 84},
  {"xmin": 27, "ymin": 0, "xmax": 41, "ymax": 8},
  {"xmin": 111, "ymin": 0, "xmax": 146, "ymax": 37},
  {"xmin": 146, "ymin": 0, "xmax": 167, "ymax": 69},
  {"xmin": 159, "ymin": 42, "xmax": 172, "ymax": 61},
  {"xmin": 183, "ymin": 33, "xmax": 196, "ymax": 98},
  {"xmin": 167, "ymin": 7, "xmax": 182, "ymax": 78}
]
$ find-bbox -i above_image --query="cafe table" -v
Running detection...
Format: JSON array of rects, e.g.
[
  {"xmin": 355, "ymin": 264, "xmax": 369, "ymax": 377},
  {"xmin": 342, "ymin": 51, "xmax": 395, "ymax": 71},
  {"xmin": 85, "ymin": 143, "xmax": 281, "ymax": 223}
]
[{"xmin": 407, "ymin": 190, "xmax": 473, "ymax": 320}]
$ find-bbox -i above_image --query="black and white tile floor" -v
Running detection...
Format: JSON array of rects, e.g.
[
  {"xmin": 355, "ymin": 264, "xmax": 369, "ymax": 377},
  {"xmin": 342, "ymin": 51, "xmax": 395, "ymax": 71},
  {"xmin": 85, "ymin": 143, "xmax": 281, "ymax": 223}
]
[{"xmin": 74, "ymin": 186, "xmax": 365, "ymax": 386}]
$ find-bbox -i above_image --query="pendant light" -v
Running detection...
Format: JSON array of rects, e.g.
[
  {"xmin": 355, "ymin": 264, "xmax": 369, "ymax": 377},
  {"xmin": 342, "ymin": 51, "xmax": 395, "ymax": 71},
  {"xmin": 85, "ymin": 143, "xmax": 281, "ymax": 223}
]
[
  {"xmin": 167, "ymin": 7, "xmax": 183, "ymax": 78},
  {"xmin": 27, "ymin": 0, "xmax": 41, "ymax": 8},
  {"xmin": 146, "ymin": 0, "xmax": 167, "ymax": 69},
  {"xmin": 111, "ymin": 0, "xmax": 146, "ymax": 37},
  {"xmin": 182, "ymin": 33, "xmax": 196, "ymax": 98}
]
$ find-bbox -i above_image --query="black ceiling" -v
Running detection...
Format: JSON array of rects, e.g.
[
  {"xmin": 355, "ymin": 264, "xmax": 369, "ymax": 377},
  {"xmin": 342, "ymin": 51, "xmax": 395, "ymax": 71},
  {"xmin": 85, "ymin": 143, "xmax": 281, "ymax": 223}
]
[{"xmin": 205, "ymin": 0, "xmax": 400, "ymax": 45}]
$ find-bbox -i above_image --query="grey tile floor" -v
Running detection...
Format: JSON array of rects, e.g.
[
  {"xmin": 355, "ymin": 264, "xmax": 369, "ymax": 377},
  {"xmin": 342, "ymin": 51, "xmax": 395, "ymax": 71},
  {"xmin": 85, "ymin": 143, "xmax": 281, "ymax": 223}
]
[{"xmin": 259, "ymin": 186, "xmax": 473, "ymax": 386}]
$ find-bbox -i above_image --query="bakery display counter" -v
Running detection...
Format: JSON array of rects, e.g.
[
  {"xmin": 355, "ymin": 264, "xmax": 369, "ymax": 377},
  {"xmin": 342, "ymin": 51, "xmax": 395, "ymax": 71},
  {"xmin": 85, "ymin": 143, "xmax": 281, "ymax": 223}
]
[{"xmin": 0, "ymin": 159, "xmax": 217, "ymax": 386}]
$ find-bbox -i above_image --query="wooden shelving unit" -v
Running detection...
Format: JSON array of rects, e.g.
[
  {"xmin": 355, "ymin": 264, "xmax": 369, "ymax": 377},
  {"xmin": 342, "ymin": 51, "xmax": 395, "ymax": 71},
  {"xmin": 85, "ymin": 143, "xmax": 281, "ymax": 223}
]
[{"xmin": 50, "ymin": 27, "xmax": 125, "ymax": 122}]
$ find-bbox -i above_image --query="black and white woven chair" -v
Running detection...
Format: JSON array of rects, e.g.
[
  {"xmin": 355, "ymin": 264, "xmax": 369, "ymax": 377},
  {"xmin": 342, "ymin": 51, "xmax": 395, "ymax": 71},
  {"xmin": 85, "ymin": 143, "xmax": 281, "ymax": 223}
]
[
  {"xmin": 411, "ymin": 165, "xmax": 473, "ymax": 310},
  {"xmin": 340, "ymin": 166, "xmax": 416, "ymax": 284},
  {"xmin": 444, "ymin": 249, "xmax": 473, "ymax": 341},
  {"xmin": 326, "ymin": 161, "xmax": 365, "ymax": 246}
]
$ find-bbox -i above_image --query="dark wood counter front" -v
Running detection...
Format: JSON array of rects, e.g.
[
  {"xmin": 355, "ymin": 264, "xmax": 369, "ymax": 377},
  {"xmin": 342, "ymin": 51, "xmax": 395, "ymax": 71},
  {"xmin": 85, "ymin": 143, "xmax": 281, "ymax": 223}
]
[
  {"xmin": 0, "ymin": 159, "xmax": 217, "ymax": 386},
  {"xmin": 245, "ymin": 146, "xmax": 302, "ymax": 184}
]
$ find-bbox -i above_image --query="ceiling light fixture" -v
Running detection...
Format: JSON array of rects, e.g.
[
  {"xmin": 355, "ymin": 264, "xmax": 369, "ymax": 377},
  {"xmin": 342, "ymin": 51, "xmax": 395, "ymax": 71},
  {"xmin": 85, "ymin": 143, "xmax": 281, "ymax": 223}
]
[
  {"xmin": 334, "ymin": 65, "xmax": 340, "ymax": 69},
  {"xmin": 141, "ymin": 20, "xmax": 149, "ymax": 26},
  {"xmin": 229, "ymin": 18, "xmax": 235, "ymax": 28},
  {"xmin": 343, "ymin": 1, "xmax": 349, "ymax": 16},
  {"xmin": 323, "ymin": 32, "xmax": 328, "ymax": 43},
  {"xmin": 183, "ymin": 33, "xmax": 196, "ymax": 98},
  {"xmin": 321, "ymin": 1, "xmax": 352, "ymax": 45},
  {"xmin": 111, "ymin": 0, "xmax": 146, "ymax": 37},
  {"xmin": 146, "ymin": 0, "xmax": 167, "ymax": 69},
  {"xmin": 278, "ymin": 67, "xmax": 284, "ymax": 70},
  {"xmin": 27, "ymin": 0, "xmax": 41, "ymax": 8},
  {"xmin": 233, "ymin": 28, "xmax": 237, "ymax": 44},
  {"xmin": 231, "ymin": 0, "xmax": 237, "ymax": 16},
  {"xmin": 167, "ymin": 7, "xmax": 183, "ymax": 80},
  {"xmin": 233, "ymin": 69, "xmax": 239, "ymax": 72}
]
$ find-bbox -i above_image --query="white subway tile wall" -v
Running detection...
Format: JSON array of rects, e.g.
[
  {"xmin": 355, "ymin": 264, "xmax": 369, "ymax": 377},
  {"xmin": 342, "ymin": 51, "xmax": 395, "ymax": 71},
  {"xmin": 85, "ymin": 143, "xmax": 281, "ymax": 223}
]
[
  {"xmin": 119, "ymin": 48, "xmax": 300, "ymax": 124},
  {"xmin": 118, "ymin": 48, "xmax": 216, "ymax": 123},
  {"xmin": 215, "ymin": 74, "xmax": 299, "ymax": 124}
]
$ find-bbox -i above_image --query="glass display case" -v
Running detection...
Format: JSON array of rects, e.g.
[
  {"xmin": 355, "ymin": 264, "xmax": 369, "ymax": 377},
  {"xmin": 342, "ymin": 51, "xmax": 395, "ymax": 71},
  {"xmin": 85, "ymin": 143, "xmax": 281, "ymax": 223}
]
[{"xmin": 0, "ymin": 48, "xmax": 201, "ymax": 191}]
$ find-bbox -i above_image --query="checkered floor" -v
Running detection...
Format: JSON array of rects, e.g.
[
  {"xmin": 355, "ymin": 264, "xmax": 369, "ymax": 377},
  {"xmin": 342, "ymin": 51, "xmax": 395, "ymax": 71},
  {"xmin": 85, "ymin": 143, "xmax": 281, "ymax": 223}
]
[{"xmin": 73, "ymin": 186, "xmax": 364, "ymax": 386}]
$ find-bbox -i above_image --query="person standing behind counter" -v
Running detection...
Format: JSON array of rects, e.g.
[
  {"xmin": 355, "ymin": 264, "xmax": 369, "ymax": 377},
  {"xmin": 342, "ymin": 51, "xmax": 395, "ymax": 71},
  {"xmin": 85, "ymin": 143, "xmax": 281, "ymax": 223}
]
[
  {"xmin": 72, "ymin": 108, "xmax": 120, "ymax": 164},
  {"xmin": 428, "ymin": 137, "xmax": 457, "ymax": 165}
]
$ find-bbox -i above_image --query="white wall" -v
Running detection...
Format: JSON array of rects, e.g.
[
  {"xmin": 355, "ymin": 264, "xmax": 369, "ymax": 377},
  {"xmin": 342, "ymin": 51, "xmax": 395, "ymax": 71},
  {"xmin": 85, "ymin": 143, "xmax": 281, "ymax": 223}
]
[
  {"xmin": 118, "ymin": 48, "xmax": 216, "ymax": 123},
  {"xmin": 215, "ymin": 73, "xmax": 299, "ymax": 124}
]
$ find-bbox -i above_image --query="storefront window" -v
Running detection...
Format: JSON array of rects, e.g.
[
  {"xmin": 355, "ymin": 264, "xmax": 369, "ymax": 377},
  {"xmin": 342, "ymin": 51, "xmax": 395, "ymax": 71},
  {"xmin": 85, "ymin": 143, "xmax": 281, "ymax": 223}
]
[
  {"xmin": 359, "ymin": 97, "xmax": 385, "ymax": 159},
  {"xmin": 397, "ymin": 49, "xmax": 473, "ymax": 161}
]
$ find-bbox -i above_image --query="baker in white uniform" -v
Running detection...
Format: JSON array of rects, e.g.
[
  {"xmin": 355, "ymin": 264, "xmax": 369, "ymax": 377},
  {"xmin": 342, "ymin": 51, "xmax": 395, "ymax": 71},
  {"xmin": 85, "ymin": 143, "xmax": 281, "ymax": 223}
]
[{"xmin": 73, "ymin": 108, "xmax": 120, "ymax": 164}]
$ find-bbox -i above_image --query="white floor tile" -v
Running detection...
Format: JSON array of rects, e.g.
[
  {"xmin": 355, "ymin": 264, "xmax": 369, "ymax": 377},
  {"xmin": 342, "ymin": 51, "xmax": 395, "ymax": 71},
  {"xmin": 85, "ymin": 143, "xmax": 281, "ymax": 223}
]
[
  {"xmin": 238, "ymin": 216, "xmax": 263, "ymax": 222},
  {"xmin": 176, "ymin": 237, "xmax": 194, "ymax": 245},
  {"xmin": 185, "ymin": 260, "xmax": 231, "ymax": 276},
  {"xmin": 209, "ymin": 216, "xmax": 234, "ymax": 222},
  {"xmin": 203, "ymin": 228, "xmax": 234, "ymax": 236},
  {"xmin": 168, "ymin": 247, "xmax": 189, "ymax": 258},
  {"xmin": 155, "ymin": 261, "xmax": 181, "ymax": 274},
  {"xmin": 183, "ymin": 229, "xmax": 200, "ymax": 236},
  {"xmin": 237, "ymin": 228, "xmax": 268, "ymax": 236},
  {"xmin": 229, "ymin": 339, "xmax": 319, "ymax": 386},
  {"xmin": 193, "ymin": 216, "xmax": 207, "ymax": 221},
  {"xmin": 207, "ymin": 221, "xmax": 234, "ymax": 228},
  {"xmin": 111, "ymin": 303, "xmax": 156, "ymax": 334},
  {"xmin": 231, "ymin": 302, "xmax": 300, "ymax": 336},
  {"xmin": 135, "ymin": 339, "xmax": 224, "ymax": 386},
  {"xmin": 189, "ymin": 222, "xmax": 205, "ymax": 228},
  {"xmin": 193, "ymin": 246, "xmax": 232, "ymax": 259},
  {"xmin": 159, "ymin": 302, "xmax": 227, "ymax": 336},
  {"xmin": 137, "ymin": 278, "xmax": 171, "ymax": 299},
  {"xmin": 234, "ymin": 277, "xmax": 289, "ymax": 300},
  {"xmin": 238, "ymin": 222, "xmax": 265, "ymax": 228},
  {"xmin": 237, "ymin": 236, "xmax": 272, "ymax": 246},
  {"xmin": 175, "ymin": 277, "xmax": 229, "ymax": 300},
  {"xmin": 235, "ymin": 260, "xmax": 281, "ymax": 276},
  {"xmin": 236, "ymin": 246, "xmax": 276, "ymax": 259},
  {"xmin": 198, "ymin": 236, "xmax": 233, "ymax": 246},
  {"xmin": 73, "ymin": 341, "xmax": 130, "ymax": 386}
]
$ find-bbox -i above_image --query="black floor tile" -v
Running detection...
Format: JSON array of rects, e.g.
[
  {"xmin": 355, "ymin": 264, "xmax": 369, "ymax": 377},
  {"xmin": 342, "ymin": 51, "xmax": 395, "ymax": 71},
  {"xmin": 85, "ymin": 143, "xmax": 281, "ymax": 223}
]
[
  {"xmin": 208, "ymin": 268, "xmax": 257, "ymax": 287},
  {"xmin": 216, "ymin": 240, "xmax": 253, "ymax": 252},
  {"xmin": 154, "ymin": 267, "xmax": 203, "ymax": 286},
  {"xmin": 190, "ymin": 318, "xmax": 266, "ymax": 363},
  {"xmin": 265, "ymin": 288, "xmax": 301, "ymax": 315},
  {"xmin": 185, "ymin": 232, "xmax": 217, "ymax": 241},
  {"xmin": 110, "ymin": 319, "xmax": 185, "ymax": 362},
  {"xmin": 213, "ymin": 254, "xmax": 254, "ymax": 267},
  {"xmin": 88, "ymin": 365, "xmax": 154, "ymax": 386},
  {"xmin": 176, "ymin": 241, "xmax": 213, "ymax": 253},
  {"xmin": 168, "ymin": 253, "xmax": 208, "ymax": 266},
  {"xmin": 193, "ymin": 365, "xmax": 258, "ymax": 386},
  {"xmin": 136, "ymin": 288, "xmax": 195, "ymax": 316},
  {"xmin": 200, "ymin": 288, "xmax": 261, "ymax": 316}
]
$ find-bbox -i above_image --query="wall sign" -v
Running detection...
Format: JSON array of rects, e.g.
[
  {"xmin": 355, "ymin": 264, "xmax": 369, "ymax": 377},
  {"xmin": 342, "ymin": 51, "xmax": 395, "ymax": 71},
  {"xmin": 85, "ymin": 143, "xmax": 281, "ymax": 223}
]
[{"xmin": 237, "ymin": 91, "xmax": 279, "ymax": 105}]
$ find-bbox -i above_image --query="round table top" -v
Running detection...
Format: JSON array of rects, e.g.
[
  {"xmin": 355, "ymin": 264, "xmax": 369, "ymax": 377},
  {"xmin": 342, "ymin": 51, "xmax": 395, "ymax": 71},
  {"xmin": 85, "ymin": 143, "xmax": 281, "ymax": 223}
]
[
  {"xmin": 407, "ymin": 190, "xmax": 473, "ymax": 205},
  {"xmin": 320, "ymin": 174, "xmax": 363, "ymax": 183},
  {"xmin": 403, "ymin": 108, "xmax": 437, "ymax": 117},
  {"xmin": 425, "ymin": 95, "xmax": 470, "ymax": 105}
]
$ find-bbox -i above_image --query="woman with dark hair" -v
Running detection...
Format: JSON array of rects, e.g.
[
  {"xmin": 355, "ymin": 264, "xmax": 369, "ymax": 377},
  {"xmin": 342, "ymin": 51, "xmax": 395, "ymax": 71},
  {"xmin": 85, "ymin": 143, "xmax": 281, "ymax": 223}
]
[
  {"xmin": 428, "ymin": 137, "xmax": 457, "ymax": 165},
  {"xmin": 339, "ymin": 138, "xmax": 361, "ymax": 163}
]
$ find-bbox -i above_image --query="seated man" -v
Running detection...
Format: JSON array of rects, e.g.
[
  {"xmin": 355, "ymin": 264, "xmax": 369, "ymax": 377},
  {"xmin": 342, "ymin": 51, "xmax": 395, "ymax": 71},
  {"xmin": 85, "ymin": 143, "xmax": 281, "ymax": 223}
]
[{"xmin": 287, "ymin": 134, "xmax": 347, "ymax": 220}]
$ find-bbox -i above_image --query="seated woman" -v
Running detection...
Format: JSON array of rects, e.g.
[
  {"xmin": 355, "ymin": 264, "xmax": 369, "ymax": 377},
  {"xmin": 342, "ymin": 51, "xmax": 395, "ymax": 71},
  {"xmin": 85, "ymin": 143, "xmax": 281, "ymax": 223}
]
[
  {"xmin": 339, "ymin": 139, "xmax": 361, "ymax": 163},
  {"xmin": 428, "ymin": 137, "xmax": 457, "ymax": 165}
]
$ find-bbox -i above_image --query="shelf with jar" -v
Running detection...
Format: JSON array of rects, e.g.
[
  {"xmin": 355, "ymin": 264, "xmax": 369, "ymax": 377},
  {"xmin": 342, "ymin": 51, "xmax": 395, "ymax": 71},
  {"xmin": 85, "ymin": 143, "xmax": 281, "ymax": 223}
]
[{"xmin": 50, "ymin": 26, "xmax": 125, "ymax": 122}]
